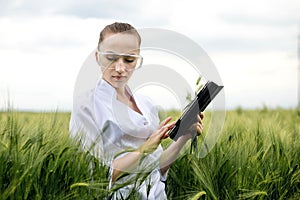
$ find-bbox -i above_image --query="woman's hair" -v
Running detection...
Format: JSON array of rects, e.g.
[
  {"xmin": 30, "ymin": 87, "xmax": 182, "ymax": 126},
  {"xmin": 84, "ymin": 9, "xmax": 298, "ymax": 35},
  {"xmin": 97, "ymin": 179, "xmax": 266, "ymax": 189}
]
[{"xmin": 97, "ymin": 22, "xmax": 141, "ymax": 50}]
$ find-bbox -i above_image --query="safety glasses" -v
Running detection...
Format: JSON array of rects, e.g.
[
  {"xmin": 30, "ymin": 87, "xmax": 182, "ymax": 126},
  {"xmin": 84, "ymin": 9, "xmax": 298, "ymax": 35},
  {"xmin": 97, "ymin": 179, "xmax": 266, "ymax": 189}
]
[{"xmin": 97, "ymin": 51, "xmax": 143, "ymax": 71}]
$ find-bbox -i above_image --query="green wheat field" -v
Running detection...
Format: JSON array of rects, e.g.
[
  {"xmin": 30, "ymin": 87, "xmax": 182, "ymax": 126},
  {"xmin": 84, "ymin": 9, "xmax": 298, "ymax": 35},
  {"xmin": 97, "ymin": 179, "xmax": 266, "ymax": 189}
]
[{"xmin": 0, "ymin": 108, "xmax": 299, "ymax": 199}]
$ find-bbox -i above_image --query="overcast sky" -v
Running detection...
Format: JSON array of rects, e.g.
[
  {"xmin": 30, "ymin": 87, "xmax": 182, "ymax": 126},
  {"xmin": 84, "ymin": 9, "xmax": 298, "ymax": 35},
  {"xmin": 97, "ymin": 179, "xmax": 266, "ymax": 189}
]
[{"xmin": 0, "ymin": 0, "xmax": 299, "ymax": 111}]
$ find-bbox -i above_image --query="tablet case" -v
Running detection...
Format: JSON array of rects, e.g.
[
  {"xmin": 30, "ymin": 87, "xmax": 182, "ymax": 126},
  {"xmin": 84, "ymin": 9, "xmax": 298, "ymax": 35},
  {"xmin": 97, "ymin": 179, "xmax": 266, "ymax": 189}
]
[{"xmin": 169, "ymin": 81, "xmax": 223, "ymax": 141}]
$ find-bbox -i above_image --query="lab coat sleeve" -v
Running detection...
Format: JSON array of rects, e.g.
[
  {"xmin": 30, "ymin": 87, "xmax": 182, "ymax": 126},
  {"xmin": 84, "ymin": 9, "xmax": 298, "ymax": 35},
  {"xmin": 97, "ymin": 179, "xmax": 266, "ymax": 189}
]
[{"xmin": 69, "ymin": 90, "xmax": 104, "ymax": 161}]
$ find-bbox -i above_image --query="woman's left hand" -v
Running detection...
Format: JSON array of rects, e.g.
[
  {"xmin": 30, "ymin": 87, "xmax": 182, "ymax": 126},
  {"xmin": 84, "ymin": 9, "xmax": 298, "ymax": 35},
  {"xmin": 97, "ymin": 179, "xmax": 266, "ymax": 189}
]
[
  {"xmin": 196, "ymin": 112, "xmax": 204, "ymax": 136},
  {"xmin": 188, "ymin": 112, "xmax": 204, "ymax": 137}
]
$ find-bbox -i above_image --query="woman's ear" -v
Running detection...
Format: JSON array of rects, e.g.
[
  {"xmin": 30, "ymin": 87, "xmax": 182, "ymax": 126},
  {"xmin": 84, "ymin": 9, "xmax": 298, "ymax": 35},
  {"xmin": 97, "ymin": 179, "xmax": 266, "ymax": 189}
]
[{"xmin": 95, "ymin": 51, "xmax": 99, "ymax": 64}]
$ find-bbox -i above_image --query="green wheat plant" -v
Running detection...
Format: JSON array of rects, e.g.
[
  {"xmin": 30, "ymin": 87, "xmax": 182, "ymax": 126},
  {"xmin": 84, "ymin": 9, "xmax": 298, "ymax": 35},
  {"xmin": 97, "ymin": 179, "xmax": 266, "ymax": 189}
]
[
  {"xmin": 0, "ymin": 108, "xmax": 299, "ymax": 199},
  {"xmin": 166, "ymin": 109, "xmax": 300, "ymax": 199},
  {"xmin": 0, "ymin": 110, "xmax": 110, "ymax": 199}
]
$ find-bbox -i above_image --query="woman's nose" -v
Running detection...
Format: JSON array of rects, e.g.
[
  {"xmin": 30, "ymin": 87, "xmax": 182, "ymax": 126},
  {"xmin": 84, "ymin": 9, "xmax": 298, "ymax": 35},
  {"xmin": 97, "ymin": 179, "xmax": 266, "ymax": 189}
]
[{"xmin": 115, "ymin": 59, "xmax": 126, "ymax": 73}]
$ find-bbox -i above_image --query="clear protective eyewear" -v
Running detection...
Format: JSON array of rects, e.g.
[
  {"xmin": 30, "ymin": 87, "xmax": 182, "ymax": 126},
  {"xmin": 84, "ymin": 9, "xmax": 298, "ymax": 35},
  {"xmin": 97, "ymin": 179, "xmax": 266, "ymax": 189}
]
[{"xmin": 97, "ymin": 51, "xmax": 143, "ymax": 71}]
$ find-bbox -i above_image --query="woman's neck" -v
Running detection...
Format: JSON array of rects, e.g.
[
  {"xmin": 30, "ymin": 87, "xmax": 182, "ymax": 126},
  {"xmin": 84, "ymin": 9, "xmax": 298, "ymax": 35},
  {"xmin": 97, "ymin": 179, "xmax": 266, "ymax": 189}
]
[
  {"xmin": 115, "ymin": 86, "xmax": 130, "ymax": 102},
  {"xmin": 115, "ymin": 86, "xmax": 142, "ymax": 115}
]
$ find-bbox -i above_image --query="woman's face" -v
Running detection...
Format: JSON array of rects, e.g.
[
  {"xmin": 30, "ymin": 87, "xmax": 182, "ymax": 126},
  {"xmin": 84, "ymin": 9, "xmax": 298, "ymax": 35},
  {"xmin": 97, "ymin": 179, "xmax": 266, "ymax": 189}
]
[{"xmin": 97, "ymin": 33, "xmax": 141, "ymax": 89}]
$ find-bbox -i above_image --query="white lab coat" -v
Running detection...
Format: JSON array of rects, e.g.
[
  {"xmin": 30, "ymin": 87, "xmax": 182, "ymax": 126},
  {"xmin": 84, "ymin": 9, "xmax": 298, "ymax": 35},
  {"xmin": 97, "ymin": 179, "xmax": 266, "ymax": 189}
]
[{"xmin": 70, "ymin": 78, "xmax": 168, "ymax": 199}]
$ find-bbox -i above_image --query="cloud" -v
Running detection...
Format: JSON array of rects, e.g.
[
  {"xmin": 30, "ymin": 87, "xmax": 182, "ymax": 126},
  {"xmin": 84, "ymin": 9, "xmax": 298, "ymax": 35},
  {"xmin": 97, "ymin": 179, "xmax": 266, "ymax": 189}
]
[
  {"xmin": 0, "ymin": 0, "xmax": 171, "ymax": 26},
  {"xmin": 55, "ymin": 0, "xmax": 142, "ymax": 19},
  {"xmin": 219, "ymin": 0, "xmax": 300, "ymax": 27},
  {"xmin": 0, "ymin": 0, "xmax": 298, "ymax": 110},
  {"xmin": 0, "ymin": 0, "xmax": 59, "ymax": 16},
  {"xmin": 56, "ymin": 0, "xmax": 172, "ymax": 27},
  {"xmin": 0, "ymin": 0, "xmax": 137, "ymax": 18},
  {"xmin": 221, "ymin": 13, "xmax": 300, "ymax": 27},
  {"xmin": 199, "ymin": 33, "xmax": 296, "ymax": 53}
]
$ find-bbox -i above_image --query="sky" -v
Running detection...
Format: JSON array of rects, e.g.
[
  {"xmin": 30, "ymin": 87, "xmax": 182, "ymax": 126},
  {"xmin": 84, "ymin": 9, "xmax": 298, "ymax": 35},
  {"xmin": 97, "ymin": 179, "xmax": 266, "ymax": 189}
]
[{"xmin": 0, "ymin": 0, "xmax": 299, "ymax": 111}]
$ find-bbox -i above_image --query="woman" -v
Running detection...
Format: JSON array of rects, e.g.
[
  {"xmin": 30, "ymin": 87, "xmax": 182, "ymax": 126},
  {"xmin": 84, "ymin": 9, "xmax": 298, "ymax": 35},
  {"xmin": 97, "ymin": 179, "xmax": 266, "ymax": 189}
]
[{"xmin": 70, "ymin": 22, "xmax": 204, "ymax": 199}]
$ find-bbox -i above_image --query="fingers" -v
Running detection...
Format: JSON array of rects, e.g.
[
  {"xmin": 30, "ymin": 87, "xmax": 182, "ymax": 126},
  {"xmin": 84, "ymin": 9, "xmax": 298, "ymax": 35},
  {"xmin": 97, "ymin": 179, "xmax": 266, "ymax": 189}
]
[
  {"xmin": 159, "ymin": 116, "xmax": 172, "ymax": 128},
  {"xmin": 198, "ymin": 112, "xmax": 204, "ymax": 119},
  {"xmin": 165, "ymin": 121, "xmax": 176, "ymax": 129},
  {"xmin": 196, "ymin": 122, "xmax": 203, "ymax": 136},
  {"xmin": 194, "ymin": 114, "xmax": 204, "ymax": 136},
  {"xmin": 151, "ymin": 125, "xmax": 169, "ymax": 138},
  {"xmin": 142, "ymin": 121, "xmax": 175, "ymax": 154},
  {"xmin": 197, "ymin": 114, "xmax": 202, "ymax": 125},
  {"xmin": 160, "ymin": 121, "xmax": 176, "ymax": 138},
  {"xmin": 199, "ymin": 112, "xmax": 204, "ymax": 120}
]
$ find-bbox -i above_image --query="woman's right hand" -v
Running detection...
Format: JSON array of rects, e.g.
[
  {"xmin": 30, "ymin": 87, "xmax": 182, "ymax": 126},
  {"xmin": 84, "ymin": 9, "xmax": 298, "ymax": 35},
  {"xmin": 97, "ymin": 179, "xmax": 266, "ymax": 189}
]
[
  {"xmin": 112, "ymin": 117, "xmax": 175, "ymax": 182},
  {"xmin": 138, "ymin": 117, "xmax": 175, "ymax": 154}
]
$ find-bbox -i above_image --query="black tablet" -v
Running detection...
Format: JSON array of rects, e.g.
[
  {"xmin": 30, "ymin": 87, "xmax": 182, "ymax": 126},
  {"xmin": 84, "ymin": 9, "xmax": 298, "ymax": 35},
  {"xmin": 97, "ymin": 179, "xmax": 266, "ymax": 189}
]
[{"xmin": 168, "ymin": 81, "xmax": 223, "ymax": 141}]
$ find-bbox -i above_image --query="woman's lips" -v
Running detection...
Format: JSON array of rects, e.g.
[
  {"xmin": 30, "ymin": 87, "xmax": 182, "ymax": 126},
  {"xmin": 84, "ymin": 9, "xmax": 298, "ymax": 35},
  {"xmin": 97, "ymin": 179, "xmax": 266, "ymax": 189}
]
[{"xmin": 112, "ymin": 75, "xmax": 124, "ymax": 81}]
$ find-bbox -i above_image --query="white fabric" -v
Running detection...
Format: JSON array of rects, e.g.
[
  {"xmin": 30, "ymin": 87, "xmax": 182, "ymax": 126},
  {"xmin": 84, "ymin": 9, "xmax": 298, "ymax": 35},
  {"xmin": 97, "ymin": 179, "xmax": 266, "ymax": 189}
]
[{"xmin": 69, "ymin": 78, "xmax": 168, "ymax": 199}]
